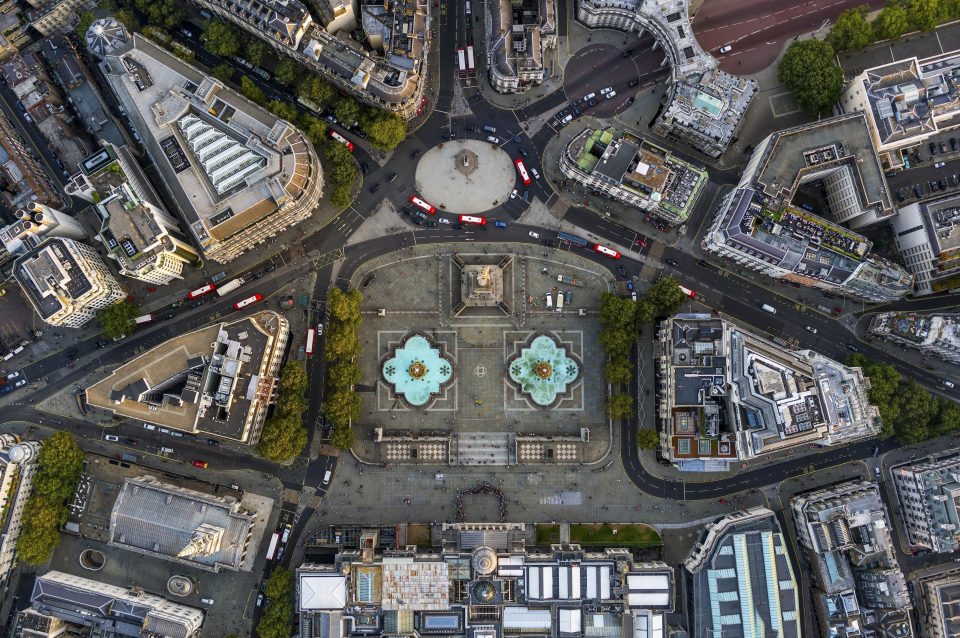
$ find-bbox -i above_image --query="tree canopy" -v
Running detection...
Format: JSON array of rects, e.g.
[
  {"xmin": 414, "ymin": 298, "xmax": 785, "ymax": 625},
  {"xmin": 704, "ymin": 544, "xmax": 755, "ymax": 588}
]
[
  {"xmin": 608, "ymin": 393, "xmax": 635, "ymax": 420},
  {"xmin": 299, "ymin": 76, "xmax": 335, "ymax": 110},
  {"xmin": 322, "ymin": 287, "xmax": 363, "ymax": 447},
  {"xmin": 239, "ymin": 76, "xmax": 266, "ymax": 106},
  {"xmin": 17, "ymin": 432, "xmax": 84, "ymax": 565},
  {"xmin": 365, "ymin": 112, "xmax": 408, "ymax": 151},
  {"xmin": 245, "ymin": 40, "xmax": 268, "ymax": 67},
  {"xmin": 256, "ymin": 362, "xmax": 309, "ymax": 462},
  {"xmin": 202, "ymin": 21, "xmax": 241, "ymax": 57},
  {"xmin": 636, "ymin": 429, "xmax": 659, "ymax": 450},
  {"xmin": 256, "ymin": 568, "xmax": 293, "ymax": 638},
  {"xmin": 873, "ymin": 4, "xmax": 910, "ymax": 40},
  {"xmin": 828, "ymin": 6, "xmax": 874, "ymax": 51},
  {"xmin": 778, "ymin": 40, "xmax": 844, "ymax": 114},
  {"xmin": 97, "ymin": 300, "xmax": 139, "ymax": 340},
  {"xmin": 276, "ymin": 58, "xmax": 301, "ymax": 86}
]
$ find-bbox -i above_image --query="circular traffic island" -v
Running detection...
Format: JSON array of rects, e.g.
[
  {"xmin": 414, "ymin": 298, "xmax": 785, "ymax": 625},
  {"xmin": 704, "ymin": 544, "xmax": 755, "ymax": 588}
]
[{"xmin": 414, "ymin": 140, "xmax": 517, "ymax": 214}]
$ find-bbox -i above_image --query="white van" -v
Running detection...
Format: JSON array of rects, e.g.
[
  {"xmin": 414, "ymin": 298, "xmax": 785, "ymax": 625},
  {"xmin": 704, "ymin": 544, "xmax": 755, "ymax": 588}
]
[
  {"xmin": 323, "ymin": 470, "xmax": 332, "ymax": 485},
  {"xmin": 555, "ymin": 291, "xmax": 565, "ymax": 312},
  {"xmin": 546, "ymin": 293, "xmax": 553, "ymax": 308},
  {"xmin": 761, "ymin": 304, "xmax": 776, "ymax": 314}
]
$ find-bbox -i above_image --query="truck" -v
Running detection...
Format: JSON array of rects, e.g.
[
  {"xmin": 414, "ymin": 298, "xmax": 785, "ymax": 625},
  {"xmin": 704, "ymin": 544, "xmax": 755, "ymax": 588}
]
[
  {"xmin": 134, "ymin": 314, "xmax": 153, "ymax": 325},
  {"xmin": 216, "ymin": 278, "xmax": 245, "ymax": 296},
  {"xmin": 557, "ymin": 275, "xmax": 584, "ymax": 287}
]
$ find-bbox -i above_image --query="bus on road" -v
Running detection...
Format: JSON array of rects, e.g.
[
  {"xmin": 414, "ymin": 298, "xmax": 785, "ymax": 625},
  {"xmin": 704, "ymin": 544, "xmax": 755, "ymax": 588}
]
[
  {"xmin": 328, "ymin": 130, "xmax": 354, "ymax": 152},
  {"xmin": 234, "ymin": 293, "xmax": 263, "ymax": 310},
  {"xmin": 459, "ymin": 215, "xmax": 486, "ymax": 226},
  {"xmin": 265, "ymin": 532, "xmax": 280, "ymax": 560},
  {"xmin": 679, "ymin": 285, "xmax": 696, "ymax": 299},
  {"xmin": 305, "ymin": 328, "xmax": 316, "ymax": 356},
  {"xmin": 187, "ymin": 283, "xmax": 216, "ymax": 299},
  {"xmin": 593, "ymin": 243, "xmax": 621, "ymax": 259},
  {"xmin": 514, "ymin": 158, "xmax": 531, "ymax": 186},
  {"xmin": 466, "ymin": 46, "xmax": 475, "ymax": 73},
  {"xmin": 457, "ymin": 48, "xmax": 467, "ymax": 77},
  {"xmin": 410, "ymin": 196, "xmax": 437, "ymax": 214}
]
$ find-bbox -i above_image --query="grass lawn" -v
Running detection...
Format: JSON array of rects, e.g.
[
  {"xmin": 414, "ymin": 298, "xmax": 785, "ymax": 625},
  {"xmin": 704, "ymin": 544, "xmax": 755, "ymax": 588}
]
[
  {"xmin": 406, "ymin": 524, "xmax": 432, "ymax": 547},
  {"xmin": 536, "ymin": 524, "xmax": 560, "ymax": 545},
  {"xmin": 569, "ymin": 523, "xmax": 661, "ymax": 547}
]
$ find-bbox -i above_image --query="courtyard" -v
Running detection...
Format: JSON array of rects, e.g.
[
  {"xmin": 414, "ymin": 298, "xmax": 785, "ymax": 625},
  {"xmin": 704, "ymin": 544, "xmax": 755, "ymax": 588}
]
[{"xmin": 348, "ymin": 243, "xmax": 614, "ymax": 467}]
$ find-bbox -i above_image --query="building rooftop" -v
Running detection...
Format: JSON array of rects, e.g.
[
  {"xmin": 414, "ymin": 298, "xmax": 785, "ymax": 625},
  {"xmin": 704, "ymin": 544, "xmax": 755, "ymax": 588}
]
[
  {"xmin": 660, "ymin": 314, "xmax": 880, "ymax": 470},
  {"xmin": 108, "ymin": 475, "xmax": 253, "ymax": 571},
  {"xmin": 684, "ymin": 507, "xmax": 800, "ymax": 638},
  {"xmin": 13, "ymin": 238, "xmax": 93, "ymax": 321},
  {"xmin": 85, "ymin": 311, "xmax": 286, "ymax": 442},
  {"xmin": 98, "ymin": 31, "xmax": 317, "ymax": 259}
]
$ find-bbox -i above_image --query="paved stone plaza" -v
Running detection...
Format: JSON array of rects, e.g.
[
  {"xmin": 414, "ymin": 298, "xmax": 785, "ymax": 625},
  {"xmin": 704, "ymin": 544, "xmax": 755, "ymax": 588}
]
[
  {"xmin": 350, "ymin": 243, "xmax": 612, "ymax": 465},
  {"xmin": 414, "ymin": 140, "xmax": 518, "ymax": 213}
]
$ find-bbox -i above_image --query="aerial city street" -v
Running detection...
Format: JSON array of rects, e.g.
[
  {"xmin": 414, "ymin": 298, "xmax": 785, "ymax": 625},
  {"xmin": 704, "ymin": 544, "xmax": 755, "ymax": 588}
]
[{"xmin": 2, "ymin": 0, "xmax": 960, "ymax": 636}]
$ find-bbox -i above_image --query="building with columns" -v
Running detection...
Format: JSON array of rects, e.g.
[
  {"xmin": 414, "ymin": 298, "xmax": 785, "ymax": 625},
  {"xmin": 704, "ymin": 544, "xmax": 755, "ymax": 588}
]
[
  {"xmin": 0, "ymin": 435, "xmax": 41, "ymax": 588},
  {"xmin": 13, "ymin": 237, "xmax": 126, "ymax": 329},
  {"xmin": 575, "ymin": 0, "xmax": 756, "ymax": 158},
  {"xmin": 89, "ymin": 21, "xmax": 324, "ymax": 264}
]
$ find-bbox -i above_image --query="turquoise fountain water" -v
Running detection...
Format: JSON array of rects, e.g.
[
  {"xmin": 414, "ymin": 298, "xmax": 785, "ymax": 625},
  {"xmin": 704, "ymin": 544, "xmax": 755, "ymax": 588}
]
[
  {"xmin": 382, "ymin": 334, "xmax": 454, "ymax": 406},
  {"xmin": 508, "ymin": 335, "xmax": 580, "ymax": 407}
]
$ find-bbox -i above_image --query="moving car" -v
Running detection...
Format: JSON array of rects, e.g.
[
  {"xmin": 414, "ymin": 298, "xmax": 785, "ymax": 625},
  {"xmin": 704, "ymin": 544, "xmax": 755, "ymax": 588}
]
[
  {"xmin": 718, "ymin": 44, "xmax": 732, "ymax": 53},
  {"xmin": 805, "ymin": 325, "xmax": 818, "ymax": 334},
  {"xmin": 104, "ymin": 435, "xmax": 119, "ymax": 442},
  {"xmin": 191, "ymin": 459, "xmax": 209, "ymax": 469},
  {"xmin": 528, "ymin": 230, "xmax": 540, "ymax": 239}
]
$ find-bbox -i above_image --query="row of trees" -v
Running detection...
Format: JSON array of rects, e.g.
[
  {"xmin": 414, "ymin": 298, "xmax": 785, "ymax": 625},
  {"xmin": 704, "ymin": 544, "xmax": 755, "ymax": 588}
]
[
  {"xmin": 16, "ymin": 432, "xmax": 85, "ymax": 565},
  {"xmin": 599, "ymin": 277, "xmax": 689, "ymax": 431},
  {"xmin": 255, "ymin": 567, "xmax": 294, "ymax": 638},
  {"xmin": 848, "ymin": 353, "xmax": 960, "ymax": 444},
  {"xmin": 202, "ymin": 21, "xmax": 406, "ymax": 153},
  {"xmin": 257, "ymin": 362, "xmax": 309, "ymax": 462},
  {"xmin": 829, "ymin": 0, "xmax": 960, "ymax": 52},
  {"xmin": 780, "ymin": 0, "xmax": 960, "ymax": 115},
  {"xmin": 322, "ymin": 287, "xmax": 363, "ymax": 450},
  {"xmin": 97, "ymin": 299, "xmax": 140, "ymax": 340}
]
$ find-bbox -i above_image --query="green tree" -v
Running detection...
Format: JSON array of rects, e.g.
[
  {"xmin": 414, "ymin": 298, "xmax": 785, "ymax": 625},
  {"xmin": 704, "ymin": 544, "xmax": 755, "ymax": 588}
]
[
  {"xmin": 97, "ymin": 300, "xmax": 139, "ymax": 340},
  {"xmin": 323, "ymin": 390, "xmax": 361, "ymax": 429},
  {"xmin": 300, "ymin": 114, "xmax": 329, "ymax": 147},
  {"xmin": 16, "ymin": 432, "xmax": 84, "ymax": 565},
  {"xmin": 607, "ymin": 393, "xmax": 635, "ymax": 420},
  {"xmin": 894, "ymin": 380, "xmax": 937, "ymax": 444},
  {"xmin": 599, "ymin": 292, "xmax": 636, "ymax": 333},
  {"xmin": 133, "ymin": 0, "xmax": 182, "ymax": 28},
  {"xmin": 268, "ymin": 100, "xmax": 299, "ymax": 122},
  {"xmin": 239, "ymin": 76, "xmax": 266, "ymax": 105},
  {"xmin": 330, "ymin": 422, "xmax": 355, "ymax": 450},
  {"xmin": 331, "ymin": 183, "xmax": 354, "ymax": 208},
  {"xmin": 931, "ymin": 398, "xmax": 960, "ymax": 436},
  {"xmin": 114, "ymin": 9, "xmax": 139, "ymax": 30},
  {"xmin": 645, "ymin": 276, "xmax": 688, "ymax": 317},
  {"xmin": 907, "ymin": 0, "xmax": 942, "ymax": 31},
  {"xmin": 299, "ymin": 75, "xmax": 334, "ymax": 110},
  {"xmin": 257, "ymin": 416, "xmax": 307, "ymax": 462},
  {"xmin": 202, "ymin": 21, "xmax": 241, "ymax": 57},
  {"xmin": 75, "ymin": 11, "xmax": 95, "ymax": 38},
  {"xmin": 778, "ymin": 39, "xmax": 844, "ymax": 114},
  {"xmin": 257, "ymin": 568, "xmax": 293, "ymax": 638},
  {"xmin": 327, "ymin": 360, "xmax": 361, "ymax": 391},
  {"xmin": 329, "ymin": 287, "xmax": 363, "ymax": 322},
  {"xmin": 365, "ymin": 113, "xmax": 408, "ymax": 151},
  {"xmin": 276, "ymin": 58, "xmax": 301, "ymax": 86},
  {"xmin": 245, "ymin": 39, "xmax": 268, "ymax": 67},
  {"xmin": 605, "ymin": 359, "xmax": 632, "ymax": 386},
  {"xmin": 873, "ymin": 4, "xmax": 910, "ymax": 40},
  {"xmin": 334, "ymin": 98, "xmax": 360, "ymax": 126},
  {"xmin": 848, "ymin": 353, "xmax": 901, "ymax": 436},
  {"xmin": 211, "ymin": 63, "xmax": 235, "ymax": 84},
  {"xmin": 636, "ymin": 429, "xmax": 659, "ymax": 450},
  {"xmin": 828, "ymin": 6, "xmax": 874, "ymax": 51}
]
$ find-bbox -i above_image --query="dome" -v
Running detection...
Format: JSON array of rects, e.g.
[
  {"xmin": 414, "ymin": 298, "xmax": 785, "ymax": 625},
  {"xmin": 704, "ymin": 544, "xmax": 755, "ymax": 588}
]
[
  {"xmin": 472, "ymin": 546, "xmax": 497, "ymax": 575},
  {"xmin": 86, "ymin": 18, "xmax": 129, "ymax": 59},
  {"xmin": 471, "ymin": 580, "xmax": 497, "ymax": 603},
  {"xmin": 7, "ymin": 442, "xmax": 36, "ymax": 463}
]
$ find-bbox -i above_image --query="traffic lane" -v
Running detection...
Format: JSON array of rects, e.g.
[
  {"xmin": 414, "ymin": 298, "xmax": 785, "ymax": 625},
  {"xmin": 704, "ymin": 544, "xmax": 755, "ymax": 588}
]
[{"xmin": 692, "ymin": 0, "xmax": 885, "ymax": 73}]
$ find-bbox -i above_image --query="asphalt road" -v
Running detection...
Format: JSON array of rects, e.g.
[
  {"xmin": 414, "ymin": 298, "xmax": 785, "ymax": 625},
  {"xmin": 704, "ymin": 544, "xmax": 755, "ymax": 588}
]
[{"xmin": 6, "ymin": 0, "xmax": 960, "ymax": 534}]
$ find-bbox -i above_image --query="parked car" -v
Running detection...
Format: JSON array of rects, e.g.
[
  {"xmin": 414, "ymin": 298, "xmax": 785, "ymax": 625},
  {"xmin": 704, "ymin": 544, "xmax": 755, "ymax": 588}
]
[
  {"xmin": 930, "ymin": 141, "xmax": 938, "ymax": 155},
  {"xmin": 104, "ymin": 435, "xmax": 119, "ymax": 442},
  {"xmin": 207, "ymin": 438, "xmax": 220, "ymax": 446},
  {"xmin": 410, "ymin": 149, "xmax": 422, "ymax": 159},
  {"xmin": 387, "ymin": 172, "xmax": 398, "ymax": 183}
]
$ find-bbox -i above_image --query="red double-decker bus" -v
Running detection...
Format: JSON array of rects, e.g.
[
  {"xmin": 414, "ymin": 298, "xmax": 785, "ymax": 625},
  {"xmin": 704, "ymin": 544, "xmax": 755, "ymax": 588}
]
[
  {"xmin": 410, "ymin": 196, "xmax": 436, "ymax": 214},
  {"xmin": 514, "ymin": 158, "xmax": 531, "ymax": 186},
  {"xmin": 328, "ymin": 130, "xmax": 354, "ymax": 152},
  {"xmin": 187, "ymin": 283, "xmax": 216, "ymax": 299}
]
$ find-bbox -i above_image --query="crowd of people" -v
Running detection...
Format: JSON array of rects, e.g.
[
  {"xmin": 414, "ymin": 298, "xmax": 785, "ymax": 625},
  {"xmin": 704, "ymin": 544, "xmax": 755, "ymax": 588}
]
[{"xmin": 455, "ymin": 482, "xmax": 508, "ymax": 521}]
